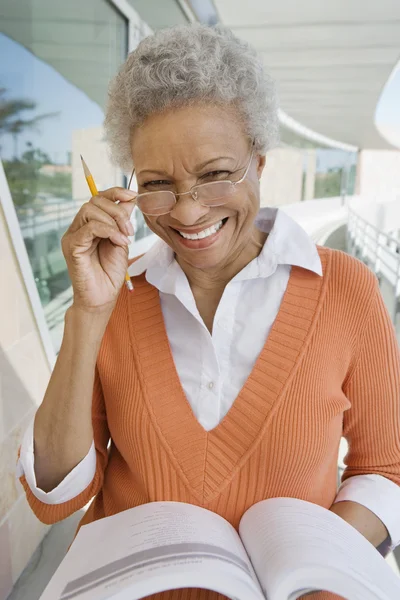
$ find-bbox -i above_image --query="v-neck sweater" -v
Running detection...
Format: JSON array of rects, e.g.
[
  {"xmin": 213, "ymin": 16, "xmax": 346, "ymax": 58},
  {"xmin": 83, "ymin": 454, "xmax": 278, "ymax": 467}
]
[{"xmin": 21, "ymin": 246, "xmax": 400, "ymax": 600}]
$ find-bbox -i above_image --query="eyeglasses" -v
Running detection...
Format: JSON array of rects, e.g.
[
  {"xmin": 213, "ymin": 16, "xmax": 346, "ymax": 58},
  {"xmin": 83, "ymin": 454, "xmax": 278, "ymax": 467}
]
[{"xmin": 128, "ymin": 143, "xmax": 255, "ymax": 217}]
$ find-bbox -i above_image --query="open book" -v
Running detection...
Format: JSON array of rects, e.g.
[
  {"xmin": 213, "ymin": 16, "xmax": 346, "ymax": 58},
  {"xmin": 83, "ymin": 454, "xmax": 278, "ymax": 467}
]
[{"xmin": 40, "ymin": 498, "xmax": 400, "ymax": 600}]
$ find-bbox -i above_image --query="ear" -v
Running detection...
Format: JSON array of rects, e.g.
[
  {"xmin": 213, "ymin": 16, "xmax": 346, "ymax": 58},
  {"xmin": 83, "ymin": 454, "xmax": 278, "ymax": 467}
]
[{"xmin": 256, "ymin": 155, "xmax": 266, "ymax": 180}]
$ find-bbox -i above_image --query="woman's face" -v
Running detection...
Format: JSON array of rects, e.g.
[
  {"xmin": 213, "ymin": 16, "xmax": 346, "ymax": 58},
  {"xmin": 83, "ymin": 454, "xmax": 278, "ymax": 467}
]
[{"xmin": 130, "ymin": 103, "xmax": 266, "ymax": 271}]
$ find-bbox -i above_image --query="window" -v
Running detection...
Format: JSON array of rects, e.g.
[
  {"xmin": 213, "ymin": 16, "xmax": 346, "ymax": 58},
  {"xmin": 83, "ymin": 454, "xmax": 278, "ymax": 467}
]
[
  {"xmin": 279, "ymin": 125, "xmax": 358, "ymax": 200},
  {"xmin": 0, "ymin": 0, "xmax": 151, "ymax": 352}
]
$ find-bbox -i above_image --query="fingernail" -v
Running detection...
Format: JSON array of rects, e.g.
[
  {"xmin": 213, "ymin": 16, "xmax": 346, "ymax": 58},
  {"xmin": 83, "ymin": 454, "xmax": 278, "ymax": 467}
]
[
  {"xmin": 120, "ymin": 190, "xmax": 137, "ymax": 201},
  {"xmin": 126, "ymin": 220, "xmax": 134, "ymax": 236},
  {"xmin": 118, "ymin": 233, "xmax": 131, "ymax": 245}
]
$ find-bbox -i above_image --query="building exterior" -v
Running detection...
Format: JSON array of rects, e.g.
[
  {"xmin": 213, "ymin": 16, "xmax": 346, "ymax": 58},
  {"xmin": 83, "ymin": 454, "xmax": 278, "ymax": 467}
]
[{"xmin": 0, "ymin": 2, "xmax": 187, "ymax": 597}]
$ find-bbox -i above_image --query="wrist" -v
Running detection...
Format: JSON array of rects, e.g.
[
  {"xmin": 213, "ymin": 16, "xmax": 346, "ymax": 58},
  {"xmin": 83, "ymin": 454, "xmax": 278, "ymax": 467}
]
[
  {"xmin": 64, "ymin": 304, "xmax": 113, "ymax": 351},
  {"xmin": 67, "ymin": 302, "xmax": 115, "ymax": 325},
  {"xmin": 69, "ymin": 298, "xmax": 116, "ymax": 317},
  {"xmin": 329, "ymin": 501, "xmax": 388, "ymax": 548}
]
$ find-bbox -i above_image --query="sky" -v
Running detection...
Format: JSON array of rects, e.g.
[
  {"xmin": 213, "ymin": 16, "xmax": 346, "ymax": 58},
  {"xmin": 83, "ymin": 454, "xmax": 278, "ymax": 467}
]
[
  {"xmin": 0, "ymin": 31, "xmax": 399, "ymax": 165},
  {"xmin": 376, "ymin": 66, "xmax": 400, "ymax": 127},
  {"xmin": 0, "ymin": 34, "xmax": 104, "ymax": 163},
  {"xmin": 375, "ymin": 66, "xmax": 400, "ymax": 146}
]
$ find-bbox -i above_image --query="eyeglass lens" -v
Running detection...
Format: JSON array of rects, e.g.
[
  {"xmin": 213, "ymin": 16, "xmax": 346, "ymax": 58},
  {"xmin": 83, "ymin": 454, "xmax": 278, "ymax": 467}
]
[{"xmin": 136, "ymin": 181, "xmax": 235, "ymax": 216}]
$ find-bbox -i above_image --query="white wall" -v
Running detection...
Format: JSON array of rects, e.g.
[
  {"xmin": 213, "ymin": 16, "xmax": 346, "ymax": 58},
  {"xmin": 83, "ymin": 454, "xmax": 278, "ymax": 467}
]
[
  {"xmin": 358, "ymin": 150, "xmax": 400, "ymax": 204},
  {"xmin": 281, "ymin": 196, "xmax": 348, "ymax": 237},
  {"xmin": 72, "ymin": 126, "xmax": 123, "ymax": 202},
  {"xmin": 0, "ymin": 197, "xmax": 51, "ymax": 600},
  {"xmin": 349, "ymin": 196, "xmax": 400, "ymax": 234},
  {"xmin": 260, "ymin": 146, "xmax": 304, "ymax": 207}
]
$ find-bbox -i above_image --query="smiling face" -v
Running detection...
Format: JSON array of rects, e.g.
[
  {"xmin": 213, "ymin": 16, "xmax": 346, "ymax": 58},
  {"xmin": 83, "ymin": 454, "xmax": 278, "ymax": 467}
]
[{"xmin": 130, "ymin": 103, "xmax": 266, "ymax": 272}]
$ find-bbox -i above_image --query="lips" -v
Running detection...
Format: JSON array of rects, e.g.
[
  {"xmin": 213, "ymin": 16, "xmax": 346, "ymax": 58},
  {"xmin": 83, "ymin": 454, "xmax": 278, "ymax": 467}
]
[
  {"xmin": 171, "ymin": 217, "xmax": 229, "ymax": 250},
  {"xmin": 173, "ymin": 217, "xmax": 229, "ymax": 239},
  {"xmin": 176, "ymin": 219, "xmax": 227, "ymax": 240}
]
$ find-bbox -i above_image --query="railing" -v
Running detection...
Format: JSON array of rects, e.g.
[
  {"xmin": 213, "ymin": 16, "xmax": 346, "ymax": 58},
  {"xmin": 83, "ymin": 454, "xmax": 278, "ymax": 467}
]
[
  {"xmin": 14, "ymin": 198, "xmax": 155, "ymax": 353},
  {"xmin": 347, "ymin": 207, "xmax": 400, "ymax": 324},
  {"xmin": 16, "ymin": 200, "xmax": 82, "ymax": 239},
  {"xmin": 16, "ymin": 199, "xmax": 152, "ymax": 241}
]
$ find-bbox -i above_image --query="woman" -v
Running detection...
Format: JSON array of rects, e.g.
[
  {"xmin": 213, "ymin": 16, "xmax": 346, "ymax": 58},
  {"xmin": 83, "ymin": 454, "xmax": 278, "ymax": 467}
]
[{"xmin": 18, "ymin": 24, "xmax": 400, "ymax": 600}]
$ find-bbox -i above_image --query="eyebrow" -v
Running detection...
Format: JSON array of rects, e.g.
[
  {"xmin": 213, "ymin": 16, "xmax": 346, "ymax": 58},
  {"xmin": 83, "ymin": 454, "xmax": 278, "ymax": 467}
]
[{"xmin": 137, "ymin": 156, "xmax": 234, "ymax": 178}]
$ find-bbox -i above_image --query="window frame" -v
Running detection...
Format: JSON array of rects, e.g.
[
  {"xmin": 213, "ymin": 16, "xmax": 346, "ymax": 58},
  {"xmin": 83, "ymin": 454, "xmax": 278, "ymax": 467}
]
[{"xmin": 0, "ymin": 0, "xmax": 157, "ymax": 365}]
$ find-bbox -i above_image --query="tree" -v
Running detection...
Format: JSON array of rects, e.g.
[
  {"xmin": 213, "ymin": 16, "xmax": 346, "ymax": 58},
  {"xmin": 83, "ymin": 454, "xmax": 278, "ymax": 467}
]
[
  {"xmin": 0, "ymin": 88, "xmax": 60, "ymax": 206},
  {"xmin": 0, "ymin": 87, "xmax": 57, "ymax": 158},
  {"xmin": 3, "ymin": 143, "xmax": 53, "ymax": 206}
]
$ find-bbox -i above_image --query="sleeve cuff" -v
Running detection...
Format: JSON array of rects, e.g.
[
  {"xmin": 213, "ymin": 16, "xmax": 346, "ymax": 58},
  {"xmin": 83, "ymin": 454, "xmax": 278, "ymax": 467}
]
[
  {"xmin": 334, "ymin": 474, "xmax": 400, "ymax": 550},
  {"xmin": 16, "ymin": 417, "xmax": 96, "ymax": 504}
]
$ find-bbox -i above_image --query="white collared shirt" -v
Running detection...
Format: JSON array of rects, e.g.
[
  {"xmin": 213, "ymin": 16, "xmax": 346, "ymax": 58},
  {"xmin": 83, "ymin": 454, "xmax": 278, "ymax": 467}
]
[
  {"xmin": 130, "ymin": 207, "xmax": 323, "ymax": 430},
  {"xmin": 17, "ymin": 207, "xmax": 400, "ymax": 549}
]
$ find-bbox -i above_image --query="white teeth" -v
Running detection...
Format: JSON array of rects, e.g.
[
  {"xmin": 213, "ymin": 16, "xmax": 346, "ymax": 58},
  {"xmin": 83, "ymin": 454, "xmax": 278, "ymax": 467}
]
[{"xmin": 178, "ymin": 220, "xmax": 224, "ymax": 240}]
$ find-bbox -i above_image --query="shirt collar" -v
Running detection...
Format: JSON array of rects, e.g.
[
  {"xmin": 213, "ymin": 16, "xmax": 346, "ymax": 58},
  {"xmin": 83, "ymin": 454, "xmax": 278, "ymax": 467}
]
[
  {"xmin": 256, "ymin": 207, "xmax": 323, "ymax": 277},
  {"xmin": 128, "ymin": 207, "xmax": 323, "ymax": 290}
]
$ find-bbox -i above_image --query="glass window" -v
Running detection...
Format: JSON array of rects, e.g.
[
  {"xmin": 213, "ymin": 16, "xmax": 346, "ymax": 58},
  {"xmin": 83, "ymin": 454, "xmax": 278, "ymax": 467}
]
[
  {"xmin": 280, "ymin": 125, "xmax": 358, "ymax": 200},
  {"xmin": 0, "ymin": 0, "xmax": 131, "ymax": 352},
  {"xmin": 314, "ymin": 149, "xmax": 358, "ymax": 198}
]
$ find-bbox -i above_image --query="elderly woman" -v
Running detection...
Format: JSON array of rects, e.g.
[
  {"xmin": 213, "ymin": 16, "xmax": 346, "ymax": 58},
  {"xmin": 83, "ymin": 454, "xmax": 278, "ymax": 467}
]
[{"xmin": 18, "ymin": 23, "xmax": 400, "ymax": 600}]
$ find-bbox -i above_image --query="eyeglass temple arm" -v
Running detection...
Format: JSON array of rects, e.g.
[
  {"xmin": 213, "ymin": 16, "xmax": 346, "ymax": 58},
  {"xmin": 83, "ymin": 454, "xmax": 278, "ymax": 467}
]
[
  {"xmin": 234, "ymin": 142, "xmax": 255, "ymax": 185},
  {"xmin": 128, "ymin": 167, "xmax": 136, "ymax": 190}
]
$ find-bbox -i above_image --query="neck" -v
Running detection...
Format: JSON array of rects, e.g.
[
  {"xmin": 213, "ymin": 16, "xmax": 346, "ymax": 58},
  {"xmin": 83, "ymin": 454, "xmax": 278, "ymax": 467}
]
[{"xmin": 176, "ymin": 225, "xmax": 267, "ymax": 292}]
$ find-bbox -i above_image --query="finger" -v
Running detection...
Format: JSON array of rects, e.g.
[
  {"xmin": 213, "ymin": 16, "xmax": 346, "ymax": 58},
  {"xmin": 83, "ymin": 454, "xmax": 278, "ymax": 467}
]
[
  {"xmin": 66, "ymin": 221, "xmax": 130, "ymax": 254},
  {"xmin": 89, "ymin": 195, "xmax": 135, "ymax": 237},
  {"xmin": 97, "ymin": 187, "xmax": 137, "ymax": 204},
  {"xmin": 67, "ymin": 202, "xmax": 119, "ymax": 235}
]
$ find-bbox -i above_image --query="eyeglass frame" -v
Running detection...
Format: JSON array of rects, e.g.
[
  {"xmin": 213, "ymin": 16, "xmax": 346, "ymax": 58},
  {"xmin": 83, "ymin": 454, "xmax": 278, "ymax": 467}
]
[{"xmin": 127, "ymin": 141, "xmax": 255, "ymax": 216}]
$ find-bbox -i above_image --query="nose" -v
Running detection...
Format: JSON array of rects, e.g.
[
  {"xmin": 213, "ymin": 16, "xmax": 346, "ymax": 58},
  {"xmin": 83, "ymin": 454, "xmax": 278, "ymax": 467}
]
[{"xmin": 169, "ymin": 192, "xmax": 210, "ymax": 226}]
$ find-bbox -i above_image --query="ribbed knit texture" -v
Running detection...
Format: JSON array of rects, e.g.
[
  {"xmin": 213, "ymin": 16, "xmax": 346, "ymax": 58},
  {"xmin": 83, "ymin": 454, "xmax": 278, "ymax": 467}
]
[{"xmin": 21, "ymin": 247, "xmax": 400, "ymax": 600}]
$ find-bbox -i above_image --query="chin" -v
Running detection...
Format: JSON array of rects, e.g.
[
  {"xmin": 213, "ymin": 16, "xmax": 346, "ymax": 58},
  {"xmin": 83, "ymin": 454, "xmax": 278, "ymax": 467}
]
[
  {"xmin": 179, "ymin": 251, "xmax": 226, "ymax": 271},
  {"xmin": 164, "ymin": 214, "xmax": 236, "ymax": 268}
]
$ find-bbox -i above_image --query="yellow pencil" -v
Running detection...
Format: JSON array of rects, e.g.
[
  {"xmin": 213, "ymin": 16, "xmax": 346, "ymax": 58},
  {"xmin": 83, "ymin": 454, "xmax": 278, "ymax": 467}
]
[{"xmin": 80, "ymin": 155, "xmax": 134, "ymax": 292}]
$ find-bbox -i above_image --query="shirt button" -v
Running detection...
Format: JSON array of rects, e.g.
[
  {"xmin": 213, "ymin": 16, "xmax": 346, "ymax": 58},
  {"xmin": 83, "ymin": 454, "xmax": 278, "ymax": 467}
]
[{"xmin": 208, "ymin": 382, "xmax": 214, "ymax": 390}]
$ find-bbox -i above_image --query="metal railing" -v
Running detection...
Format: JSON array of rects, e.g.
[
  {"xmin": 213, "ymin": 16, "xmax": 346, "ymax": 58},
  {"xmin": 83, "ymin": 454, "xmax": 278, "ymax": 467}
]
[
  {"xmin": 16, "ymin": 200, "xmax": 82, "ymax": 239},
  {"xmin": 15, "ymin": 199, "xmax": 154, "ymax": 353},
  {"xmin": 16, "ymin": 200, "xmax": 152, "ymax": 243},
  {"xmin": 347, "ymin": 207, "xmax": 400, "ymax": 324}
]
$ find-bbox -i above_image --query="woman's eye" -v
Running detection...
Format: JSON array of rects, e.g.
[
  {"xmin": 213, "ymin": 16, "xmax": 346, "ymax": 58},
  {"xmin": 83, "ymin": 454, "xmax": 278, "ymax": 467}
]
[
  {"xmin": 143, "ymin": 180, "xmax": 172, "ymax": 189},
  {"xmin": 201, "ymin": 170, "xmax": 230, "ymax": 180}
]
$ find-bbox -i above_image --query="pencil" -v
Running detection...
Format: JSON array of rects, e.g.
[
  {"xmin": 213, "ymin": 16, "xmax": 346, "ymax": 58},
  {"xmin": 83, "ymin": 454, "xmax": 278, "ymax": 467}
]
[{"xmin": 80, "ymin": 155, "xmax": 134, "ymax": 292}]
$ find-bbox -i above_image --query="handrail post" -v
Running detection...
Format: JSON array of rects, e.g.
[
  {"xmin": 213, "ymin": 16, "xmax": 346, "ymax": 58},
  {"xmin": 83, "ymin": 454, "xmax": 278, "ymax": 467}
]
[{"xmin": 348, "ymin": 205, "xmax": 398, "ymax": 330}]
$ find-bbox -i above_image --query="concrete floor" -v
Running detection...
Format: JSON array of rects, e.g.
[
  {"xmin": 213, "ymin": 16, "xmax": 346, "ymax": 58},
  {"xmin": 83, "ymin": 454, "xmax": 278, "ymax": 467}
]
[
  {"xmin": 323, "ymin": 224, "xmax": 348, "ymax": 252},
  {"xmin": 324, "ymin": 224, "xmax": 400, "ymax": 343},
  {"xmin": 7, "ymin": 511, "xmax": 84, "ymax": 600}
]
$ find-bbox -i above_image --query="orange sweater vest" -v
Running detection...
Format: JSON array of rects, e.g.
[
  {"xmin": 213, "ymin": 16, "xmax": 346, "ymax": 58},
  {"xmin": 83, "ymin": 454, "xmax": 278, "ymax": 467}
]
[{"xmin": 21, "ymin": 246, "xmax": 400, "ymax": 600}]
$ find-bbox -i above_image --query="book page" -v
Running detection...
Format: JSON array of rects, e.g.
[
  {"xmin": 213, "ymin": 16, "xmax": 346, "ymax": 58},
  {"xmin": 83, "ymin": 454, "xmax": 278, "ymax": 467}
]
[
  {"xmin": 40, "ymin": 502, "xmax": 264, "ymax": 600},
  {"xmin": 239, "ymin": 497, "xmax": 400, "ymax": 600}
]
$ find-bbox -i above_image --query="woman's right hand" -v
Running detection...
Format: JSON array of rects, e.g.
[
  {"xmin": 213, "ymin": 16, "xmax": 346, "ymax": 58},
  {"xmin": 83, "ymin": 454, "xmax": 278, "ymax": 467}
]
[{"xmin": 62, "ymin": 187, "xmax": 137, "ymax": 312}]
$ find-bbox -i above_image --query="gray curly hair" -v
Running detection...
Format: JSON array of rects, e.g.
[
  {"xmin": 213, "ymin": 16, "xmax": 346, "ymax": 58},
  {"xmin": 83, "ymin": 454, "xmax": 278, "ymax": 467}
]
[{"xmin": 104, "ymin": 23, "xmax": 279, "ymax": 172}]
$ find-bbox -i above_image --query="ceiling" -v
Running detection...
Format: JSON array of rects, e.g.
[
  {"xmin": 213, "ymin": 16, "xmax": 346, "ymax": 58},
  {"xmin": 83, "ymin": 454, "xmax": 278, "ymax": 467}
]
[
  {"xmin": 2, "ymin": 0, "xmax": 399, "ymax": 150},
  {"xmin": 129, "ymin": 0, "xmax": 189, "ymax": 30},
  {"xmin": 213, "ymin": 0, "xmax": 400, "ymax": 149}
]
